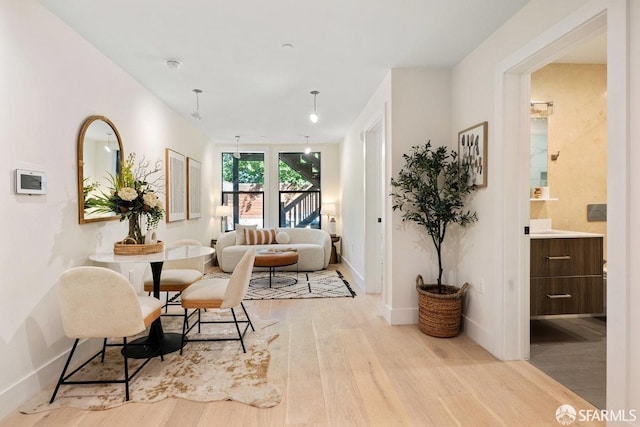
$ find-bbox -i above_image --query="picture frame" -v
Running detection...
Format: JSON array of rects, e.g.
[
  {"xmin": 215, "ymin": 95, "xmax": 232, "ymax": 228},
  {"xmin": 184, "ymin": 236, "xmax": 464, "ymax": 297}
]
[
  {"xmin": 187, "ymin": 157, "xmax": 201, "ymax": 219},
  {"xmin": 165, "ymin": 148, "xmax": 186, "ymax": 222},
  {"xmin": 458, "ymin": 121, "xmax": 488, "ymax": 188}
]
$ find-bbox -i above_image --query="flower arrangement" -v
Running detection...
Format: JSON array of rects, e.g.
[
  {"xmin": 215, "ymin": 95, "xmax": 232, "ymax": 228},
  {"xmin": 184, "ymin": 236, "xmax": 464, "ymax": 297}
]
[{"xmin": 85, "ymin": 153, "xmax": 164, "ymax": 244}]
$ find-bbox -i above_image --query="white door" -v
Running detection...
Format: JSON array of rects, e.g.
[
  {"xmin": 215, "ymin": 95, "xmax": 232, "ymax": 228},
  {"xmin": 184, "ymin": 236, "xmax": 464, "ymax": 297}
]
[{"xmin": 364, "ymin": 118, "xmax": 384, "ymax": 293}]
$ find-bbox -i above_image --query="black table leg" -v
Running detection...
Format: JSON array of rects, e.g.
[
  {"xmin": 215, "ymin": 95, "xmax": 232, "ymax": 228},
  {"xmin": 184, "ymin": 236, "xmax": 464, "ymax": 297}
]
[{"xmin": 124, "ymin": 260, "xmax": 185, "ymax": 359}]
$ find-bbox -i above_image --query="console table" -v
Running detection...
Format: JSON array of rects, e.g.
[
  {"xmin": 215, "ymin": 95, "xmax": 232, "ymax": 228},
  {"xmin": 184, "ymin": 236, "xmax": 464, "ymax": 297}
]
[{"xmin": 89, "ymin": 244, "xmax": 214, "ymax": 359}]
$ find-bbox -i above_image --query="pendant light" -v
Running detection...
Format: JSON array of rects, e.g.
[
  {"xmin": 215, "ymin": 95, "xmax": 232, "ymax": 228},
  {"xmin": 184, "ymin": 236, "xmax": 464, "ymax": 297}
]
[
  {"xmin": 233, "ymin": 135, "xmax": 241, "ymax": 159},
  {"xmin": 304, "ymin": 136, "xmax": 311, "ymax": 154},
  {"xmin": 309, "ymin": 90, "xmax": 319, "ymax": 123},
  {"xmin": 191, "ymin": 89, "xmax": 203, "ymax": 120}
]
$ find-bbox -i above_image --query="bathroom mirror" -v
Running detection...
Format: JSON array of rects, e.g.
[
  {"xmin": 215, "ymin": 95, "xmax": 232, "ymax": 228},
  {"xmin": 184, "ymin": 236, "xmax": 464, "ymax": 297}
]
[
  {"xmin": 530, "ymin": 117, "xmax": 548, "ymax": 188},
  {"xmin": 77, "ymin": 115, "xmax": 123, "ymax": 224}
]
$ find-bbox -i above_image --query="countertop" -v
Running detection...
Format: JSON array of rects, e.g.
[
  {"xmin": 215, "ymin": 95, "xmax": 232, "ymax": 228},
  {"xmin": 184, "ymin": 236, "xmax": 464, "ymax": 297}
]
[{"xmin": 529, "ymin": 229, "xmax": 605, "ymax": 239}]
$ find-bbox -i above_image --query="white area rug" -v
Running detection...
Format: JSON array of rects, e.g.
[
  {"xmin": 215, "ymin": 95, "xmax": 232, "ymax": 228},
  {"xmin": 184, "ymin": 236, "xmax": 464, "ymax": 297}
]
[
  {"xmin": 20, "ymin": 314, "xmax": 280, "ymax": 413},
  {"xmin": 205, "ymin": 269, "xmax": 356, "ymax": 299}
]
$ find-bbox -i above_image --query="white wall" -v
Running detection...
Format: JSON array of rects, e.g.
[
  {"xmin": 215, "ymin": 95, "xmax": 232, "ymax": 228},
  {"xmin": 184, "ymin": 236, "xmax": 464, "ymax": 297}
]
[
  {"xmin": 340, "ymin": 69, "xmax": 451, "ymax": 319},
  {"xmin": 0, "ymin": 0, "xmax": 213, "ymax": 418},
  {"xmin": 339, "ymin": 73, "xmax": 390, "ymax": 290}
]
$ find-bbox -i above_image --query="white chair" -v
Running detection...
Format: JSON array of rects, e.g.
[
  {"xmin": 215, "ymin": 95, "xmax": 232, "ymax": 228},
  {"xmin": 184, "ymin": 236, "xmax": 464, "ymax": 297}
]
[
  {"xmin": 180, "ymin": 248, "xmax": 256, "ymax": 353},
  {"xmin": 143, "ymin": 239, "xmax": 204, "ymax": 313},
  {"xmin": 50, "ymin": 266, "xmax": 163, "ymax": 403}
]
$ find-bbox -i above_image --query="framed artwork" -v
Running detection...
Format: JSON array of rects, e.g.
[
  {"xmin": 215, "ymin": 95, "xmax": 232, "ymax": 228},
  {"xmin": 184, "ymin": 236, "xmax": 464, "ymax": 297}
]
[
  {"xmin": 165, "ymin": 148, "xmax": 186, "ymax": 222},
  {"xmin": 458, "ymin": 121, "xmax": 488, "ymax": 188},
  {"xmin": 187, "ymin": 157, "xmax": 201, "ymax": 219}
]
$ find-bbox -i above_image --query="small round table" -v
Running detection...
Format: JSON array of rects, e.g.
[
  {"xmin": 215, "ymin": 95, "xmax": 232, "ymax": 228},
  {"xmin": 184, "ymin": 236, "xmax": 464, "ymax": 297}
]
[
  {"xmin": 89, "ymin": 244, "xmax": 214, "ymax": 359},
  {"xmin": 251, "ymin": 250, "xmax": 298, "ymax": 288}
]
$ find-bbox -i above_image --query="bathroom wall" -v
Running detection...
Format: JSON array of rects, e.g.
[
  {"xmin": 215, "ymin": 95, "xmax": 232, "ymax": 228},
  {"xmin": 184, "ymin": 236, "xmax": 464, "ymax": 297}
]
[{"xmin": 530, "ymin": 63, "xmax": 607, "ymax": 257}]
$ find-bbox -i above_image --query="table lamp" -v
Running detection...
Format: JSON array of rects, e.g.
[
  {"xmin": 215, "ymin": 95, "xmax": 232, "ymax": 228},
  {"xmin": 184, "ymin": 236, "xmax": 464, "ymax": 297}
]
[
  {"xmin": 215, "ymin": 205, "xmax": 232, "ymax": 234},
  {"xmin": 321, "ymin": 203, "xmax": 337, "ymax": 236}
]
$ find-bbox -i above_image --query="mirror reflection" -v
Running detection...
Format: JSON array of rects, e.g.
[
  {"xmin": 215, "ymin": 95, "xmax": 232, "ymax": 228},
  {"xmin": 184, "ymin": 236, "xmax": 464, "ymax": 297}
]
[
  {"xmin": 530, "ymin": 117, "xmax": 548, "ymax": 188},
  {"xmin": 78, "ymin": 115, "xmax": 123, "ymax": 224}
]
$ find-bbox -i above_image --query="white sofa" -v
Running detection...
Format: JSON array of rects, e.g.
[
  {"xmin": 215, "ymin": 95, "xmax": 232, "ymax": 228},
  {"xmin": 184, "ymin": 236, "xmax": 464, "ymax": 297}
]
[{"xmin": 216, "ymin": 228, "xmax": 331, "ymax": 273}]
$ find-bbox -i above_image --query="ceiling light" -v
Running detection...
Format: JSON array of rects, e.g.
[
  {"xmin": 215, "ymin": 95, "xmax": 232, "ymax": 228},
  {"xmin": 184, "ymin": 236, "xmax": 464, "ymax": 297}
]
[
  {"xmin": 165, "ymin": 59, "xmax": 182, "ymax": 70},
  {"xmin": 304, "ymin": 136, "xmax": 311, "ymax": 154},
  {"xmin": 104, "ymin": 131, "xmax": 112, "ymax": 152},
  {"xmin": 281, "ymin": 43, "xmax": 293, "ymax": 49},
  {"xmin": 309, "ymin": 90, "xmax": 319, "ymax": 123},
  {"xmin": 233, "ymin": 136, "xmax": 241, "ymax": 159},
  {"xmin": 191, "ymin": 89, "xmax": 202, "ymax": 120}
]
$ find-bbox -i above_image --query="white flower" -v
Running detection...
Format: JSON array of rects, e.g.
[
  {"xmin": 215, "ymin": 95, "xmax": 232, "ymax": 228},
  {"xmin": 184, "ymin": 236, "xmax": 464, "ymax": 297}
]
[
  {"xmin": 118, "ymin": 187, "xmax": 138, "ymax": 201},
  {"xmin": 143, "ymin": 192, "xmax": 159, "ymax": 208}
]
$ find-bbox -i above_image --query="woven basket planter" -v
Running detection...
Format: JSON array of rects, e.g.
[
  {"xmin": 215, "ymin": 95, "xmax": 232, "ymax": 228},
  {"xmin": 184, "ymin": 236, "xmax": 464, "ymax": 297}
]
[{"xmin": 416, "ymin": 275, "xmax": 469, "ymax": 338}]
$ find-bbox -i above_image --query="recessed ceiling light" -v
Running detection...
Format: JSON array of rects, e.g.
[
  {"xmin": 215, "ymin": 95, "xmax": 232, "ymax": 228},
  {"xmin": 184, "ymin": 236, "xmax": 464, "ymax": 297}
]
[
  {"xmin": 166, "ymin": 59, "xmax": 182, "ymax": 70},
  {"xmin": 281, "ymin": 43, "xmax": 294, "ymax": 49}
]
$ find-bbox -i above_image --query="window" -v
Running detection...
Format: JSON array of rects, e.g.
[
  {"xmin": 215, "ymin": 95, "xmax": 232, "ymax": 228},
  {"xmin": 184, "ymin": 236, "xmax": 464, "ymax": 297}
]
[
  {"xmin": 221, "ymin": 153, "xmax": 264, "ymax": 230},
  {"xmin": 279, "ymin": 152, "xmax": 321, "ymax": 228}
]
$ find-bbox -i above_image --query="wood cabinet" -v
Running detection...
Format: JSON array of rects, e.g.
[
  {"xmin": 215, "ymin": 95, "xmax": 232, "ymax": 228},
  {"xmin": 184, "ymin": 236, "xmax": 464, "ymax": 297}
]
[{"xmin": 530, "ymin": 237, "xmax": 604, "ymax": 317}]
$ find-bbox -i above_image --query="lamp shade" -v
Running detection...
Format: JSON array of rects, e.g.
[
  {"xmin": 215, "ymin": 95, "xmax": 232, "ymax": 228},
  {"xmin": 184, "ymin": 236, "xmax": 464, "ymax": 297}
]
[
  {"xmin": 215, "ymin": 205, "xmax": 232, "ymax": 217},
  {"xmin": 321, "ymin": 203, "xmax": 336, "ymax": 216}
]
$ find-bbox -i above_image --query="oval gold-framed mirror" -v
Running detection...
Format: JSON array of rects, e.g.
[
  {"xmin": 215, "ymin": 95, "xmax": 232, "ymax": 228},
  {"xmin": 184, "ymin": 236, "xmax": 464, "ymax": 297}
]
[{"xmin": 77, "ymin": 115, "xmax": 124, "ymax": 224}]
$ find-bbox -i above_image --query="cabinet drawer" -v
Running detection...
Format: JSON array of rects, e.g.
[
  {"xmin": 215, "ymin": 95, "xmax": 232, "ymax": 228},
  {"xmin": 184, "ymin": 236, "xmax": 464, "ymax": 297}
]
[
  {"xmin": 531, "ymin": 277, "xmax": 604, "ymax": 316},
  {"xmin": 530, "ymin": 237, "xmax": 603, "ymax": 277}
]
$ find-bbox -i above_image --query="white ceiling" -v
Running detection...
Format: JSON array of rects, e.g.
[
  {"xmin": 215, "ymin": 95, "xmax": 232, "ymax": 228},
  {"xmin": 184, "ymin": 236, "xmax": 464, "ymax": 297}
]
[{"xmin": 39, "ymin": 0, "xmax": 533, "ymax": 146}]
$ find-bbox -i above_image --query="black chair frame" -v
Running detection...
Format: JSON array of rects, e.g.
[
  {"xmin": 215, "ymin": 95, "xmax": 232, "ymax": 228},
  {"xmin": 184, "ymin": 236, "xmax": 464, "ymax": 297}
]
[
  {"xmin": 49, "ymin": 337, "xmax": 162, "ymax": 404},
  {"xmin": 180, "ymin": 303, "xmax": 254, "ymax": 354}
]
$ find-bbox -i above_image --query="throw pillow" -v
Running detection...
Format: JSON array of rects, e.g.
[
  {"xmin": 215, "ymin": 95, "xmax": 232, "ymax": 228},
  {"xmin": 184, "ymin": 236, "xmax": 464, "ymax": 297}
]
[
  {"xmin": 275, "ymin": 231, "xmax": 290, "ymax": 244},
  {"xmin": 235, "ymin": 224, "xmax": 257, "ymax": 245},
  {"xmin": 245, "ymin": 228, "xmax": 277, "ymax": 245}
]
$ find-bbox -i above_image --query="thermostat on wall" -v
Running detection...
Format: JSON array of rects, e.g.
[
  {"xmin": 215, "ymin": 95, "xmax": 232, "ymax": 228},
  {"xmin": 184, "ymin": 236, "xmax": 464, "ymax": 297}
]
[{"xmin": 15, "ymin": 169, "xmax": 47, "ymax": 195}]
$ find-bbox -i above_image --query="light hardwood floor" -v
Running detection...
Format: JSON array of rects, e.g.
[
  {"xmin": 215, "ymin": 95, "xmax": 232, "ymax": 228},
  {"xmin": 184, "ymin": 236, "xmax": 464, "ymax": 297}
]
[{"xmin": 1, "ymin": 266, "xmax": 604, "ymax": 427}]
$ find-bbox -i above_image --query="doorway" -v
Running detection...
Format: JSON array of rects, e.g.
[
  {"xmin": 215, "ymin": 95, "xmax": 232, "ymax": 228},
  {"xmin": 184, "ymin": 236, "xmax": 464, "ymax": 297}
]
[
  {"xmin": 526, "ymin": 47, "xmax": 607, "ymax": 409},
  {"xmin": 493, "ymin": 8, "xmax": 611, "ymax": 409},
  {"xmin": 364, "ymin": 117, "xmax": 385, "ymax": 294}
]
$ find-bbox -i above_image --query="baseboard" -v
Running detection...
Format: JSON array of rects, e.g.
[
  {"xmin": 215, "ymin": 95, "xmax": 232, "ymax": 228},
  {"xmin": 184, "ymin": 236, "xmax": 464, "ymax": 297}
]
[
  {"xmin": 338, "ymin": 257, "xmax": 365, "ymax": 292},
  {"xmin": 460, "ymin": 314, "xmax": 500, "ymax": 358},
  {"xmin": 0, "ymin": 339, "xmax": 100, "ymax": 421},
  {"xmin": 385, "ymin": 306, "xmax": 419, "ymax": 325}
]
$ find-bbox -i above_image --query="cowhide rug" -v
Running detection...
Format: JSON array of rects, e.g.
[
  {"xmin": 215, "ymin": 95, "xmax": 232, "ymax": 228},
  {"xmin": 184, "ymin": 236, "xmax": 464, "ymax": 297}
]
[{"xmin": 20, "ymin": 312, "xmax": 280, "ymax": 413}]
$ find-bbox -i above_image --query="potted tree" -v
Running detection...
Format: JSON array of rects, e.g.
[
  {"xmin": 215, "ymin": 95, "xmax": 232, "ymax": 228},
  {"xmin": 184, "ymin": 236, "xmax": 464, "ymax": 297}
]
[{"xmin": 390, "ymin": 141, "xmax": 477, "ymax": 337}]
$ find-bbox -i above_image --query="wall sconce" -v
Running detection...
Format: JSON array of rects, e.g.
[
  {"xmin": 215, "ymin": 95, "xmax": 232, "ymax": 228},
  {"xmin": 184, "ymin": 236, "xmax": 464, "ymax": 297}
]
[
  {"xmin": 321, "ymin": 202, "xmax": 336, "ymax": 236},
  {"xmin": 215, "ymin": 205, "xmax": 232, "ymax": 234}
]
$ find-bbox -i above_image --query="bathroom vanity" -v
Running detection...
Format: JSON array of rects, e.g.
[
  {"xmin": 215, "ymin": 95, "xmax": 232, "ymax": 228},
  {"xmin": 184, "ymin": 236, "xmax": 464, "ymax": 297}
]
[{"xmin": 530, "ymin": 230, "xmax": 604, "ymax": 317}]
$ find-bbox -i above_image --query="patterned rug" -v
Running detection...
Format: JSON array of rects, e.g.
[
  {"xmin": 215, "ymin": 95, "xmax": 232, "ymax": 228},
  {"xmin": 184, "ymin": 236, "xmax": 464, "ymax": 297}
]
[
  {"xmin": 20, "ymin": 313, "xmax": 280, "ymax": 413},
  {"xmin": 204, "ymin": 269, "xmax": 356, "ymax": 299}
]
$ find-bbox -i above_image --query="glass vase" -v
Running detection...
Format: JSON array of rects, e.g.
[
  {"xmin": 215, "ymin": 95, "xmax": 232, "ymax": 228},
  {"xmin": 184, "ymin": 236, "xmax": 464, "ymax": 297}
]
[{"xmin": 127, "ymin": 213, "xmax": 144, "ymax": 244}]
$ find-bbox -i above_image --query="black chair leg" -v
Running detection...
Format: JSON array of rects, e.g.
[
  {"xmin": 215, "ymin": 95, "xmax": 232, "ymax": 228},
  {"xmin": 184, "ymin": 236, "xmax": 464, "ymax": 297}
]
[
  {"xmin": 180, "ymin": 309, "xmax": 188, "ymax": 355},
  {"xmin": 241, "ymin": 302, "xmax": 255, "ymax": 332},
  {"xmin": 230, "ymin": 308, "xmax": 246, "ymax": 353},
  {"xmin": 100, "ymin": 338, "xmax": 108, "ymax": 363},
  {"xmin": 49, "ymin": 339, "xmax": 79, "ymax": 404},
  {"xmin": 123, "ymin": 337, "xmax": 130, "ymax": 401}
]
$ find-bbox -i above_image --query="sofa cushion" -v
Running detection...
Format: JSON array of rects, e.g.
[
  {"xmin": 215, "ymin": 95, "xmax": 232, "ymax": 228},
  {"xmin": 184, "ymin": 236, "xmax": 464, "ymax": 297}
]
[
  {"xmin": 276, "ymin": 231, "xmax": 290, "ymax": 244},
  {"xmin": 245, "ymin": 228, "xmax": 276, "ymax": 245},
  {"xmin": 235, "ymin": 224, "xmax": 257, "ymax": 245}
]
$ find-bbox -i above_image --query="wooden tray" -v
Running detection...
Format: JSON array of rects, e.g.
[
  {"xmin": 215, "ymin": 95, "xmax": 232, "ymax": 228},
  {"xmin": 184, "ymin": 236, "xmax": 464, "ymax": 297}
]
[{"xmin": 114, "ymin": 240, "xmax": 164, "ymax": 255}]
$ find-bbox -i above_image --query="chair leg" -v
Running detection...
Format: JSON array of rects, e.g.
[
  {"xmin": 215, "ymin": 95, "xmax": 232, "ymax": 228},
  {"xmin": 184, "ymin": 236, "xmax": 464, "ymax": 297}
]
[
  {"xmin": 123, "ymin": 337, "xmax": 130, "ymax": 401},
  {"xmin": 180, "ymin": 309, "xmax": 188, "ymax": 355},
  {"xmin": 100, "ymin": 338, "xmax": 108, "ymax": 363},
  {"xmin": 241, "ymin": 302, "xmax": 255, "ymax": 332},
  {"xmin": 49, "ymin": 339, "xmax": 79, "ymax": 404},
  {"xmin": 230, "ymin": 308, "xmax": 246, "ymax": 353}
]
